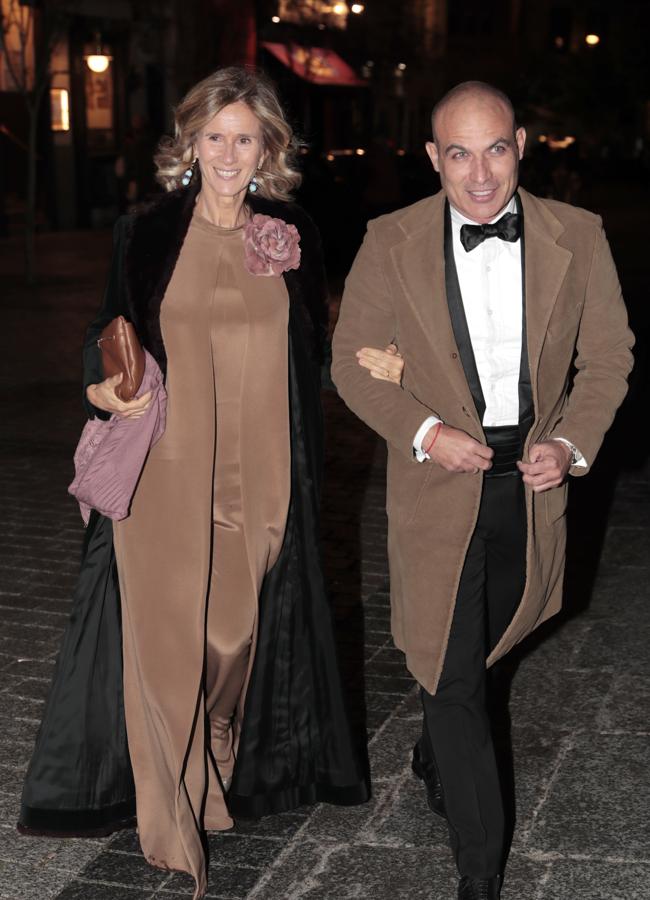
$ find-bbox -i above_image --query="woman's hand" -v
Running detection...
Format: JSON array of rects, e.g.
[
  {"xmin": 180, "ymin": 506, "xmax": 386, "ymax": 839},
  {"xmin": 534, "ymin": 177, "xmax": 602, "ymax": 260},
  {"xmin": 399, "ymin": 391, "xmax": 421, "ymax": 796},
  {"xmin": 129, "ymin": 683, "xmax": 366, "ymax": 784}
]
[
  {"xmin": 356, "ymin": 343, "xmax": 404, "ymax": 385},
  {"xmin": 86, "ymin": 374, "xmax": 152, "ymax": 419}
]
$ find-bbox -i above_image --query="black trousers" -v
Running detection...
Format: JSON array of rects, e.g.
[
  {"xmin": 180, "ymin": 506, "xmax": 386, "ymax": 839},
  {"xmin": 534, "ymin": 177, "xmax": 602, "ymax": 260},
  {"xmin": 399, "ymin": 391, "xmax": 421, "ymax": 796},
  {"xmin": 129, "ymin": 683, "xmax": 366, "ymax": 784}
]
[{"xmin": 420, "ymin": 473, "xmax": 526, "ymax": 879}]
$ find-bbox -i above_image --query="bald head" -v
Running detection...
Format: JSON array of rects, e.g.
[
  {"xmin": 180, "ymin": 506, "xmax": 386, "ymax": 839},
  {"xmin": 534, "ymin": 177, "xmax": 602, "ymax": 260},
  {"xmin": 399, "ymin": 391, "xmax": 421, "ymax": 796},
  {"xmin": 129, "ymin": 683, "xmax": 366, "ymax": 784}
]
[
  {"xmin": 425, "ymin": 80, "xmax": 525, "ymax": 224},
  {"xmin": 431, "ymin": 81, "xmax": 516, "ymax": 145}
]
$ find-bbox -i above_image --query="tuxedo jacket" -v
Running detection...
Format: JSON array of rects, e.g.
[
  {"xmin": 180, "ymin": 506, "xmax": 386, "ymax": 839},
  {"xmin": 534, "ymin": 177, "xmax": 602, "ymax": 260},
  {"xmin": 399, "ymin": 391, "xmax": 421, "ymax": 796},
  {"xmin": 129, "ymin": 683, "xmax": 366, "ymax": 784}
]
[{"xmin": 332, "ymin": 187, "xmax": 634, "ymax": 693}]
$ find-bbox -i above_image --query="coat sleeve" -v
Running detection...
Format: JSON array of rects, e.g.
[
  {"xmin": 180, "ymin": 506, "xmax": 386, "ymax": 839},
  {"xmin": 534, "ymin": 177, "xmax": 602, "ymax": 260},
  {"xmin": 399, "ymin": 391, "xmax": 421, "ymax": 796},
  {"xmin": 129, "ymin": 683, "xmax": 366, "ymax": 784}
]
[
  {"xmin": 547, "ymin": 220, "xmax": 634, "ymax": 474},
  {"xmin": 82, "ymin": 216, "xmax": 131, "ymax": 420},
  {"xmin": 331, "ymin": 221, "xmax": 440, "ymax": 461}
]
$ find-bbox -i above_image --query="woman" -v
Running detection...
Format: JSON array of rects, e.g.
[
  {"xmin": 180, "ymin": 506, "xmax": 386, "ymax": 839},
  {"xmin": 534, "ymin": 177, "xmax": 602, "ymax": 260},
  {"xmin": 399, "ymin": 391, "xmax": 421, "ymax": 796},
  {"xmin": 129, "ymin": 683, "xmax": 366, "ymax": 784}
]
[{"xmin": 19, "ymin": 67, "xmax": 402, "ymax": 898}]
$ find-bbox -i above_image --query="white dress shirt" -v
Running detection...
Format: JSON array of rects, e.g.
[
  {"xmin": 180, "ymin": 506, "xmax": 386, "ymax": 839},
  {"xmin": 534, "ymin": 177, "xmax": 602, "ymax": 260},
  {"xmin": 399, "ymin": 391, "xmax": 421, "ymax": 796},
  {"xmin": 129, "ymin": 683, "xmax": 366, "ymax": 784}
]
[{"xmin": 413, "ymin": 198, "xmax": 585, "ymax": 467}]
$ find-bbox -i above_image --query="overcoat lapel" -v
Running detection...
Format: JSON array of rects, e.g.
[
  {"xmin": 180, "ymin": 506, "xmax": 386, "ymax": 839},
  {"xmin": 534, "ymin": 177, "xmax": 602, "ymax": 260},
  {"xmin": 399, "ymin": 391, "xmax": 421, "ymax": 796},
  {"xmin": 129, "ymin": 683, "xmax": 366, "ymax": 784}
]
[
  {"xmin": 390, "ymin": 193, "xmax": 479, "ymax": 417},
  {"xmin": 519, "ymin": 188, "xmax": 573, "ymax": 402}
]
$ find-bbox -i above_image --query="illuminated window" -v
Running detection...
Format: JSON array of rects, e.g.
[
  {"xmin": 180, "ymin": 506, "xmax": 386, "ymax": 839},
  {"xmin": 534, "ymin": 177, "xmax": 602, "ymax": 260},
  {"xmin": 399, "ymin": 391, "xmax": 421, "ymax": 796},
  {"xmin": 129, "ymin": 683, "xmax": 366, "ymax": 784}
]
[
  {"xmin": 50, "ymin": 88, "xmax": 70, "ymax": 131},
  {"xmin": 278, "ymin": 0, "xmax": 349, "ymax": 29}
]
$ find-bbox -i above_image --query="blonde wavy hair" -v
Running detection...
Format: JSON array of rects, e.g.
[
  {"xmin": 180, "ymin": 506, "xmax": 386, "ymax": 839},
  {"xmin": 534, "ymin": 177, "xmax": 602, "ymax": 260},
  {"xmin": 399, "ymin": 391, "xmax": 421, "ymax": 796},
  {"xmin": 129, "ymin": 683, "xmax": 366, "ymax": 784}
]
[{"xmin": 154, "ymin": 67, "xmax": 301, "ymax": 201}]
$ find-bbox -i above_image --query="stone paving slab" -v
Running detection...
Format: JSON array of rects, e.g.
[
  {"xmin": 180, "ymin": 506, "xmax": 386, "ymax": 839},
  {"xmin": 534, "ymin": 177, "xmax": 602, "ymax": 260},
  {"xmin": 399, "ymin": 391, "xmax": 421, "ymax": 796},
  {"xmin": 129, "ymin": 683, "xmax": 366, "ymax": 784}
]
[
  {"xmin": 529, "ymin": 732, "xmax": 650, "ymax": 858},
  {"xmin": 536, "ymin": 860, "xmax": 650, "ymax": 900}
]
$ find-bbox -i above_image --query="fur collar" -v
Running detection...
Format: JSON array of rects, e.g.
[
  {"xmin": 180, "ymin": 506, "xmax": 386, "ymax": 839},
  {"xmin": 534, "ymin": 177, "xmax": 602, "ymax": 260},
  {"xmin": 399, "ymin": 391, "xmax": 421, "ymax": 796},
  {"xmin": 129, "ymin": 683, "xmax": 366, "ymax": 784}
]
[{"xmin": 123, "ymin": 179, "xmax": 326, "ymax": 376}]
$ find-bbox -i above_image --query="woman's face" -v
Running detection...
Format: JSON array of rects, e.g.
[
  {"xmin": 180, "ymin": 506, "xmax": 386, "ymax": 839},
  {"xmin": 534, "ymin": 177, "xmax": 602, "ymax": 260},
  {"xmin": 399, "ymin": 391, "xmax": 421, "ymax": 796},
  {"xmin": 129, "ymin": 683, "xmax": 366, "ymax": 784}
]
[{"xmin": 194, "ymin": 101, "xmax": 265, "ymax": 200}]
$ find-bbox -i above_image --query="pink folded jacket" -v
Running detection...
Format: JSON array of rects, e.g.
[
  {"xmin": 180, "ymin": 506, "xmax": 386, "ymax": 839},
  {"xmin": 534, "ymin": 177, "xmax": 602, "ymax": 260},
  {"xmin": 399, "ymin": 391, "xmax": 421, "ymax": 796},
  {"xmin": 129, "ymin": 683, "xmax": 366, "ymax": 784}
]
[{"xmin": 68, "ymin": 349, "xmax": 167, "ymax": 524}]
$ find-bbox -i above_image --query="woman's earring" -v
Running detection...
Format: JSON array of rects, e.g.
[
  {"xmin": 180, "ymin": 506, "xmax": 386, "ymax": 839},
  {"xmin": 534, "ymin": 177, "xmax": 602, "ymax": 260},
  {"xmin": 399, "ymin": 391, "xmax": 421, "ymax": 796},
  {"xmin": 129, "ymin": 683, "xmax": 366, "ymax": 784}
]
[
  {"xmin": 182, "ymin": 158, "xmax": 197, "ymax": 187},
  {"xmin": 248, "ymin": 174, "xmax": 258, "ymax": 193}
]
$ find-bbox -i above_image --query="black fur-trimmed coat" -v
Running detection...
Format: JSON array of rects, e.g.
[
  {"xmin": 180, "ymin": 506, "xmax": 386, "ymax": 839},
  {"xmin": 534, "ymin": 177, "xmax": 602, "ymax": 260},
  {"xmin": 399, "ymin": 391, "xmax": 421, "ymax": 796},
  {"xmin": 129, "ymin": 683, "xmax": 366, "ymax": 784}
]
[{"xmin": 19, "ymin": 182, "xmax": 369, "ymax": 837}]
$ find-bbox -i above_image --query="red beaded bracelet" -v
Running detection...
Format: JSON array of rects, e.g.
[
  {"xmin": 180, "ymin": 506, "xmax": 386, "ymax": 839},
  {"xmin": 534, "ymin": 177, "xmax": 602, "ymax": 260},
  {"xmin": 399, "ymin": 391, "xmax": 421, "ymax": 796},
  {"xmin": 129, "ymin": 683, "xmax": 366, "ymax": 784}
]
[{"xmin": 423, "ymin": 423, "xmax": 442, "ymax": 456}]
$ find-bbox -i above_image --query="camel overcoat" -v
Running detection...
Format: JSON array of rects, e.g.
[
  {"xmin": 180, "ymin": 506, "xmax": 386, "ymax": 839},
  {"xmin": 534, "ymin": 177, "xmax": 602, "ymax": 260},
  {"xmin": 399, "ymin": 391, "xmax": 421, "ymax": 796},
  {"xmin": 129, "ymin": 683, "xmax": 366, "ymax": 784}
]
[{"xmin": 332, "ymin": 187, "xmax": 634, "ymax": 694}]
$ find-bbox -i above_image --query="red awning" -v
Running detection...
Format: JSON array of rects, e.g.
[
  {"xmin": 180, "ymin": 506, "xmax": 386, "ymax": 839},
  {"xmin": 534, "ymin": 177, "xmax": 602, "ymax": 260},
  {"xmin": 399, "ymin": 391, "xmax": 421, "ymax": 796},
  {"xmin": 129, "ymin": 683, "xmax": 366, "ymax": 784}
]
[{"xmin": 262, "ymin": 42, "xmax": 366, "ymax": 87}]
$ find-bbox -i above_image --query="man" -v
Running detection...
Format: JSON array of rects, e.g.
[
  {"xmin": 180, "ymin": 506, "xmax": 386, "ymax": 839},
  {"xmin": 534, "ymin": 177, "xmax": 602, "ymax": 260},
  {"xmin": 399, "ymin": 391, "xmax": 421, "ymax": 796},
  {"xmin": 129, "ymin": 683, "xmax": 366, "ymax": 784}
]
[{"xmin": 331, "ymin": 82, "xmax": 634, "ymax": 900}]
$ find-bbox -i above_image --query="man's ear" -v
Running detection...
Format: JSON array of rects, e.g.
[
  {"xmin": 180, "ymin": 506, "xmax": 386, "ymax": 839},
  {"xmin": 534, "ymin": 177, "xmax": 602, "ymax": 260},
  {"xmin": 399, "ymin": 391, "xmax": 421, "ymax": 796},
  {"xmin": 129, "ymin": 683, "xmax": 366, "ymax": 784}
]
[
  {"xmin": 515, "ymin": 127, "xmax": 526, "ymax": 161},
  {"xmin": 425, "ymin": 140, "xmax": 440, "ymax": 173}
]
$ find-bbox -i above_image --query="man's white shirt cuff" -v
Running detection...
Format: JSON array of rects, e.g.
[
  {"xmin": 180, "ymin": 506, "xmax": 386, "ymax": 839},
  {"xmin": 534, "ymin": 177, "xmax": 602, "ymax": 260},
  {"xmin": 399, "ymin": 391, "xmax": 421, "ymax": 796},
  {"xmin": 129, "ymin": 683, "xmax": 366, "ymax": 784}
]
[
  {"xmin": 413, "ymin": 416, "xmax": 443, "ymax": 461},
  {"xmin": 552, "ymin": 437, "xmax": 587, "ymax": 468}
]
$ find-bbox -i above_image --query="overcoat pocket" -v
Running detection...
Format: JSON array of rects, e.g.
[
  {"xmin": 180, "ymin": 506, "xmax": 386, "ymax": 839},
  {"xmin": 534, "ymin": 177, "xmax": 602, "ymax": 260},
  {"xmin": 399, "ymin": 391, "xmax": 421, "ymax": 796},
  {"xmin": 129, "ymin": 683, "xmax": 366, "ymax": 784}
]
[
  {"xmin": 401, "ymin": 464, "xmax": 435, "ymax": 526},
  {"xmin": 544, "ymin": 482, "xmax": 568, "ymax": 525}
]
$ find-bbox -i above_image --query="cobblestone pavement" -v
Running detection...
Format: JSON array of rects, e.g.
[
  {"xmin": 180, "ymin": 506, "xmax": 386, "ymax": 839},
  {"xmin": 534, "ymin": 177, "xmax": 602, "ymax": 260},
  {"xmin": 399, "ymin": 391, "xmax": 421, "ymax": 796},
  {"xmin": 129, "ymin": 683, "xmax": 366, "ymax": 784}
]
[{"xmin": 1, "ymin": 183, "xmax": 649, "ymax": 900}]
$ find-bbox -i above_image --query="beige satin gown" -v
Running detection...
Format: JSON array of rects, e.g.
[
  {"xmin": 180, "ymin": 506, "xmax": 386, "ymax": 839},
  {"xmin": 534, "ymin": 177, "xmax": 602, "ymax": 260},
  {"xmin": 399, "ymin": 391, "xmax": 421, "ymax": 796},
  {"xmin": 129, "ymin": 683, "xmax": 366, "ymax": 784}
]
[{"xmin": 113, "ymin": 211, "xmax": 290, "ymax": 898}]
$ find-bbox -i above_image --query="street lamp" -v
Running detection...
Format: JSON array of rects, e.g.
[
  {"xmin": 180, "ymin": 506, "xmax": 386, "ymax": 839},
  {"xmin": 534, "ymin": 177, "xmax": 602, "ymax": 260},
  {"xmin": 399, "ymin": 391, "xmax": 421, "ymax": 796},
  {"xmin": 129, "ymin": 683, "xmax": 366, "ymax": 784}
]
[
  {"xmin": 86, "ymin": 54, "xmax": 110, "ymax": 73},
  {"xmin": 85, "ymin": 35, "xmax": 111, "ymax": 73},
  {"xmin": 585, "ymin": 33, "xmax": 601, "ymax": 46}
]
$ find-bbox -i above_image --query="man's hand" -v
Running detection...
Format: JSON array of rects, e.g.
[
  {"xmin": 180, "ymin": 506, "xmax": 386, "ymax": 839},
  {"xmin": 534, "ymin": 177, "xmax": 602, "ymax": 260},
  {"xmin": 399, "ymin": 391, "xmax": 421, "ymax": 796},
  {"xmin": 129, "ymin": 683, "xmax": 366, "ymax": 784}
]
[
  {"xmin": 425, "ymin": 424, "xmax": 494, "ymax": 474},
  {"xmin": 517, "ymin": 440, "xmax": 572, "ymax": 492},
  {"xmin": 86, "ymin": 374, "xmax": 152, "ymax": 419}
]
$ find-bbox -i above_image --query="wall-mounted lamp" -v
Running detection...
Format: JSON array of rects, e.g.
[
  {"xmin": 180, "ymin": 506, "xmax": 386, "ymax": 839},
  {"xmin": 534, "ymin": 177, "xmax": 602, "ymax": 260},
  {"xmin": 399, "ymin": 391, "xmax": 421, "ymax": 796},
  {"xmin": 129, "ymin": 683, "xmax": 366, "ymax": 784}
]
[{"xmin": 85, "ymin": 35, "xmax": 112, "ymax": 73}]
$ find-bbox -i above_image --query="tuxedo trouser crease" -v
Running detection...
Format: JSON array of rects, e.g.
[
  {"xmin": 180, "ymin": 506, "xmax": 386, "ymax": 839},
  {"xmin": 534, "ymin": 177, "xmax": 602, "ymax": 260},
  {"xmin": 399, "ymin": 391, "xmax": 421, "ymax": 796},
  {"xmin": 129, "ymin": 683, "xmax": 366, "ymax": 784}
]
[{"xmin": 420, "ymin": 473, "xmax": 526, "ymax": 878}]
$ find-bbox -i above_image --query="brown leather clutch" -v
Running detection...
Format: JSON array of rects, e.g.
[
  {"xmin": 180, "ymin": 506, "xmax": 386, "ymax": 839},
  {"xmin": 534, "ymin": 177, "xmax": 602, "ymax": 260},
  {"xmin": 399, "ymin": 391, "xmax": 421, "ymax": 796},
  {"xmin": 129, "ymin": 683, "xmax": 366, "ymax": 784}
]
[{"xmin": 97, "ymin": 316, "xmax": 145, "ymax": 402}]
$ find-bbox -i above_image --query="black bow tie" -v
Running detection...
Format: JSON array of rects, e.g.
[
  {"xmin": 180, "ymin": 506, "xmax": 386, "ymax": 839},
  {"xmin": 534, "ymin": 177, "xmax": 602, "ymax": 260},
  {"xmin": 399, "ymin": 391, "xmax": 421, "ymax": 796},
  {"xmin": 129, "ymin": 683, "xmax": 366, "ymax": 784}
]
[{"xmin": 459, "ymin": 212, "xmax": 521, "ymax": 253}]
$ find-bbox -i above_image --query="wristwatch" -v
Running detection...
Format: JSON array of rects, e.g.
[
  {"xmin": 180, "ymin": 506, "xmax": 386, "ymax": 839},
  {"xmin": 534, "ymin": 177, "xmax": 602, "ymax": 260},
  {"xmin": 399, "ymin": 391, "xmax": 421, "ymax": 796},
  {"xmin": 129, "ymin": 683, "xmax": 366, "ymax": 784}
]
[
  {"xmin": 563, "ymin": 440, "xmax": 580, "ymax": 466},
  {"xmin": 552, "ymin": 437, "xmax": 581, "ymax": 467}
]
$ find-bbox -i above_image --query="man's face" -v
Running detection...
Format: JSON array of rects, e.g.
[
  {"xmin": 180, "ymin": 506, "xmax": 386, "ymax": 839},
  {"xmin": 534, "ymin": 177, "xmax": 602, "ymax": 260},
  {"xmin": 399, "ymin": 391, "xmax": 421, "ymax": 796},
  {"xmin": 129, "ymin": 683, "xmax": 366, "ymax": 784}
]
[{"xmin": 426, "ymin": 95, "xmax": 526, "ymax": 224}]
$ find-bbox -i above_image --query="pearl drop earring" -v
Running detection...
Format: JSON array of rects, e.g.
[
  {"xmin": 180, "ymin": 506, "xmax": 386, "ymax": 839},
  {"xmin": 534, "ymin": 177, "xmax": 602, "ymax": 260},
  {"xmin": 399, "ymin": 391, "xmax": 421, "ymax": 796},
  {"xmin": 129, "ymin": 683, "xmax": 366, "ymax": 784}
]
[{"xmin": 182, "ymin": 158, "xmax": 197, "ymax": 187}]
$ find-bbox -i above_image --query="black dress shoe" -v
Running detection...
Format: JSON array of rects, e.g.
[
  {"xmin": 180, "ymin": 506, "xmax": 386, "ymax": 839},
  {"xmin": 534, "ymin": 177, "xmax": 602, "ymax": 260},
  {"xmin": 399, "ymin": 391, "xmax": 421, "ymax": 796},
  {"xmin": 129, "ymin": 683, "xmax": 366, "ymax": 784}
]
[
  {"xmin": 411, "ymin": 742, "xmax": 446, "ymax": 820},
  {"xmin": 457, "ymin": 875, "xmax": 501, "ymax": 900}
]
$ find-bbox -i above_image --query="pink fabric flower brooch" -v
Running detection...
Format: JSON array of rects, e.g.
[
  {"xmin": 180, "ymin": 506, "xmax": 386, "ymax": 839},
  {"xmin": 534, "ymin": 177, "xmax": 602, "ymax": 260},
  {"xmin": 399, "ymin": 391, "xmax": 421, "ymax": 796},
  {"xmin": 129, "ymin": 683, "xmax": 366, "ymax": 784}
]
[{"xmin": 243, "ymin": 214, "xmax": 301, "ymax": 277}]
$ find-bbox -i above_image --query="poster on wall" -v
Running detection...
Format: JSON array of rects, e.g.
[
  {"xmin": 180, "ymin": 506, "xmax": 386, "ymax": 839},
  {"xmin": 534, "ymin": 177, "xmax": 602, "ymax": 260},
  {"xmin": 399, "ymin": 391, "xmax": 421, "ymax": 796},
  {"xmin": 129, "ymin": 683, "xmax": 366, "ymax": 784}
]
[{"xmin": 84, "ymin": 65, "xmax": 114, "ymax": 149}]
